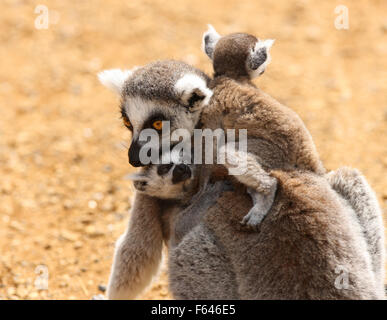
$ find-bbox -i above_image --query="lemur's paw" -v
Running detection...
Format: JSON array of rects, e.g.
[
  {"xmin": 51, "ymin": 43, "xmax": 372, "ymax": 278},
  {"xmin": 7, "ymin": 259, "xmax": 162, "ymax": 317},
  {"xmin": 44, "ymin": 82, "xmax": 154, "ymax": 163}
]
[{"xmin": 240, "ymin": 208, "xmax": 264, "ymax": 231}]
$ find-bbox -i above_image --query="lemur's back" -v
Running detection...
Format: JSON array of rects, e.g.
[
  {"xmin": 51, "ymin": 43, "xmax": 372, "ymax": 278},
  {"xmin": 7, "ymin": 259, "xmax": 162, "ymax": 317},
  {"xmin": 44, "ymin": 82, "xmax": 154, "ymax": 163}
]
[{"xmin": 202, "ymin": 76, "xmax": 325, "ymax": 174}]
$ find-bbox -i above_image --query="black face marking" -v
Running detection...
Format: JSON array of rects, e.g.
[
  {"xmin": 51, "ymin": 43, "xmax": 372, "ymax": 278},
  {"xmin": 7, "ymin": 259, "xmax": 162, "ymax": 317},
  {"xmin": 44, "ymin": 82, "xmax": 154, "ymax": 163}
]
[
  {"xmin": 204, "ymin": 35, "xmax": 215, "ymax": 57},
  {"xmin": 120, "ymin": 106, "xmax": 133, "ymax": 131},
  {"xmin": 128, "ymin": 141, "xmax": 144, "ymax": 167},
  {"xmin": 142, "ymin": 112, "xmax": 168, "ymax": 131},
  {"xmin": 133, "ymin": 180, "xmax": 147, "ymax": 191},
  {"xmin": 157, "ymin": 164, "xmax": 173, "ymax": 176},
  {"xmin": 249, "ymin": 47, "xmax": 267, "ymax": 70},
  {"xmin": 187, "ymin": 92, "xmax": 205, "ymax": 108}
]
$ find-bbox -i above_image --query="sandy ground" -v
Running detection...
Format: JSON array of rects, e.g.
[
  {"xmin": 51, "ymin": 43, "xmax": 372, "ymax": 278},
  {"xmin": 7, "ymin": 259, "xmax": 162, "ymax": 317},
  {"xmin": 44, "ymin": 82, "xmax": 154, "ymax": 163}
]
[{"xmin": 0, "ymin": 0, "xmax": 386, "ymax": 300}]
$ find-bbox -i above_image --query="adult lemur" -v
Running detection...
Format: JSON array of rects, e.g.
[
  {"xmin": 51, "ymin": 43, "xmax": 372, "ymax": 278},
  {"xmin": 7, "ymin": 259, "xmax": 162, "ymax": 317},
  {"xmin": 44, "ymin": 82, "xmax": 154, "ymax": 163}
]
[{"xmin": 98, "ymin": 32, "xmax": 384, "ymax": 298}]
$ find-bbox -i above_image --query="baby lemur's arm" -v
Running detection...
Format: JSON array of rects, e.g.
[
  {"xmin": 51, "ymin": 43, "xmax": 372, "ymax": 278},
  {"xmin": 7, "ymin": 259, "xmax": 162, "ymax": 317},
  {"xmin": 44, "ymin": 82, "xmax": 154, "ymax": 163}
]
[
  {"xmin": 219, "ymin": 143, "xmax": 277, "ymax": 229},
  {"xmin": 107, "ymin": 193, "xmax": 163, "ymax": 300}
]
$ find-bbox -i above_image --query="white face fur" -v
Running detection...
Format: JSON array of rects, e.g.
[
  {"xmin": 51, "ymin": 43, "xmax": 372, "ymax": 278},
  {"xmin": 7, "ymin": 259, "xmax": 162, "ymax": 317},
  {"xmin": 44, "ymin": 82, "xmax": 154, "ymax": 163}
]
[
  {"xmin": 98, "ymin": 66, "xmax": 213, "ymax": 167},
  {"xmin": 98, "ymin": 66, "xmax": 211, "ymax": 198},
  {"xmin": 98, "ymin": 69, "xmax": 212, "ymax": 136},
  {"xmin": 121, "ymin": 96, "xmax": 200, "ymax": 145}
]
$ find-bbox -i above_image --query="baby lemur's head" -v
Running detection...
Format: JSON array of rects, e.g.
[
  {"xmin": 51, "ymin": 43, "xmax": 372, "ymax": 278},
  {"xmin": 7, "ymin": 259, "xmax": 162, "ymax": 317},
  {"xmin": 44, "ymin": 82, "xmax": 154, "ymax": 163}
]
[{"xmin": 202, "ymin": 25, "xmax": 274, "ymax": 80}]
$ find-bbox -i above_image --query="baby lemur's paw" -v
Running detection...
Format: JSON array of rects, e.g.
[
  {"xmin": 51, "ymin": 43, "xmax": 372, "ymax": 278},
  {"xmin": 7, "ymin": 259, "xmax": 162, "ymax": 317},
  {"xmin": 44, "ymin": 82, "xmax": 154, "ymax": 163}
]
[
  {"xmin": 241, "ymin": 207, "xmax": 266, "ymax": 231},
  {"xmin": 241, "ymin": 180, "xmax": 277, "ymax": 231}
]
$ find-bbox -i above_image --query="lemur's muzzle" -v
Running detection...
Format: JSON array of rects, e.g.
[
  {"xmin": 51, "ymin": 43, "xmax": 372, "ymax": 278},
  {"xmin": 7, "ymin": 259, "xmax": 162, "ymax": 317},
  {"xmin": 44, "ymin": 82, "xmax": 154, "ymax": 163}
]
[{"xmin": 128, "ymin": 141, "xmax": 145, "ymax": 167}]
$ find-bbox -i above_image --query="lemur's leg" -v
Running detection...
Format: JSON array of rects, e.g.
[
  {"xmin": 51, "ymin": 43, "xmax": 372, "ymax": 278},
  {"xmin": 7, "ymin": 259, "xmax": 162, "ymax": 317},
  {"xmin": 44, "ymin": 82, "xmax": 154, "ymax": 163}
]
[
  {"xmin": 107, "ymin": 193, "xmax": 164, "ymax": 300},
  {"xmin": 219, "ymin": 143, "xmax": 277, "ymax": 230},
  {"xmin": 327, "ymin": 167, "xmax": 385, "ymax": 291}
]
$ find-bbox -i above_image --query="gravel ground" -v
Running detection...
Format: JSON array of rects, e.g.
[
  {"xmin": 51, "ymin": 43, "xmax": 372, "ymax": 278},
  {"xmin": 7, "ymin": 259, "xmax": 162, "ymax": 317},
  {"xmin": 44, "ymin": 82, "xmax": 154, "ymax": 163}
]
[{"xmin": 0, "ymin": 0, "xmax": 386, "ymax": 299}]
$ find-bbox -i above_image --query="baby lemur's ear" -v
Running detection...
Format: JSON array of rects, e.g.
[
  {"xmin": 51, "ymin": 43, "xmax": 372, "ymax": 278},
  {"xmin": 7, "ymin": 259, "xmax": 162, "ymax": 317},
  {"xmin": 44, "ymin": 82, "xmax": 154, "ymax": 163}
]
[
  {"xmin": 174, "ymin": 73, "xmax": 213, "ymax": 111},
  {"xmin": 247, "ymin": 39, "xmax": 275, "ymax": 79},
  {"xmin": 202, "ymin": 24, "xmax": 221, "ymax": 60},
  {"xmin": 98, "ymin": 68, "xmax": 134, "ymax": 95}
]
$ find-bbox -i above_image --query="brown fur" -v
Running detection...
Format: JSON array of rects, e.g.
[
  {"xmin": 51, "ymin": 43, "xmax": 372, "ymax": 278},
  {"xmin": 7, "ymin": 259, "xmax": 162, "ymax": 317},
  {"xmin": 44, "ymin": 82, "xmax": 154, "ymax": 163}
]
[
  {"xmin": 99, "ymin": 52, "xmax": 384, "ymax": 299},
  {"xmin": 203, "ymin": 77, "xmax": 325, "ymax": 174},
  {"xmin": 203, "ymin": 30, "xmax": 325, "ymax": 175},
  {"xmin": 199, "ymin": 30, "xmax": 326, "ymax": 228},
  {"xmin": 170, "ymin": 170, "xmax": 384, "ymax": 299},
  {"xmin": 213, "ymin": 33, "xmax": 258, "ymax": 79}
]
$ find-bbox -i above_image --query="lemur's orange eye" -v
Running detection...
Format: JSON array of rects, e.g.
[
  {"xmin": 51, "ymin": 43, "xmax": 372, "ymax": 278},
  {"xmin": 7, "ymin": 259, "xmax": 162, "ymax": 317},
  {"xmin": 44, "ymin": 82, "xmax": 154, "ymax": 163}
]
[
  {"xmin": 123, "ymin": 118, "xmax": 132, "ymax": 129},
  {"xmin": 152, "ymin": 120, "xmax": 163, "ymax": 131}
]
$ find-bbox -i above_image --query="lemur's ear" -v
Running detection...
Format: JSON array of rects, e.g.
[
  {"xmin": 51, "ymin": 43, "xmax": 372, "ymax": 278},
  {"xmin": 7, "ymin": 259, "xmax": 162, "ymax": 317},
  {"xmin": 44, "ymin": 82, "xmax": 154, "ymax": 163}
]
[
  {"xmin": 174, "ymin": 74, "xmax": 213, "ymax": 111},
  {"xmin": 247, "ymin": 39, "xmax": 275, "ymax": 79},
  {"xmin": 202, "ymin": 24, "xmax": 221, "ymax": 60},
  {"xmin": 98, "ymin": 69, "xmax": 133, "ymax": 95}
]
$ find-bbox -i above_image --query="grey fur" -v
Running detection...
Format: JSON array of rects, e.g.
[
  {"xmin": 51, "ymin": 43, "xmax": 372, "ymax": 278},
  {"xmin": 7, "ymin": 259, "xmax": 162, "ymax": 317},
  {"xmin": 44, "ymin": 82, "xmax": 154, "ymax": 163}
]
[
  {"xmin": 170, "ymin": 170, "xmax": 385, "ymax": 299},
  {"xmin": 106, "ymin": 193, "xmax": 164, "ymax": 300},
  {"xmin": 106, "ymin": 160, "xmax": 385, "ymax": 299},
  {"xmin": 99, "ymin": 59, "xmax": 385, "ymax": 300},
  {"xmin": 122, "ymin": 60, "xmax": 210, "ymax": 103},
  {"xmin": 327, "ymin": 167, "xmax": 385, "ymax": 292}
]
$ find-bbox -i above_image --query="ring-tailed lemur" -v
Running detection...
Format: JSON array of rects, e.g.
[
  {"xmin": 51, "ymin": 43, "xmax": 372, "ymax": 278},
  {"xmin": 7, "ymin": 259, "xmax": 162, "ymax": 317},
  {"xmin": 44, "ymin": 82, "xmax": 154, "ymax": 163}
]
[
  {"xmin": 98, "ymin": 61, "xmax": 217, "ymax": 299},
  {"xmin": 98, "ymin": 53, "xmax": 384, "ymax": 298}
]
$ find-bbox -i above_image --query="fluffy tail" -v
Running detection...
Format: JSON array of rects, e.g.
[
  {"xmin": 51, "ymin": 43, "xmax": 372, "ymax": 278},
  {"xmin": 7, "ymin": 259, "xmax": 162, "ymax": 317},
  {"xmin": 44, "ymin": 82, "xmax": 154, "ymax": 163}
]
[{"xmin": 327, "ymin": 167, "xmax": 385, "ymax": 293}]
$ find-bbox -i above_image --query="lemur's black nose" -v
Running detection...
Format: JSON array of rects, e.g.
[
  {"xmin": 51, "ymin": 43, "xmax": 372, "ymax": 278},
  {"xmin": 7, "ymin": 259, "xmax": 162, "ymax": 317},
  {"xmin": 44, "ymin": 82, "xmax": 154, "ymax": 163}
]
[
  {"xmin": 172, "ymin": 164, "xmax": 191, "ymax": 184},
  {"xmin": 128, "ymin": 142, "xmax": 146, "ymax": 167}
]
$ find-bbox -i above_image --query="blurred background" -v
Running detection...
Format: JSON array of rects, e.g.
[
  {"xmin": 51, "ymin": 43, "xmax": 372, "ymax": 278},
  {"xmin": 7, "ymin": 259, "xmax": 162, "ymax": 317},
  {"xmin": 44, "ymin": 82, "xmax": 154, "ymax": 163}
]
[{"xmin": 0, "ymin": 0, "xmax": 386, "ymax": 299}]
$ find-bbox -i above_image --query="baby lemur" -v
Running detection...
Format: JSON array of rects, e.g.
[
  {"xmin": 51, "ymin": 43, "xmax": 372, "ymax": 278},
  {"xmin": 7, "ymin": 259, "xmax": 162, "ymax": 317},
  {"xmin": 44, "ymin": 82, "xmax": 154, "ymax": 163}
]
[{"xmin": 196, "ymin": 25, "xmax": 325, "ymax": 227}]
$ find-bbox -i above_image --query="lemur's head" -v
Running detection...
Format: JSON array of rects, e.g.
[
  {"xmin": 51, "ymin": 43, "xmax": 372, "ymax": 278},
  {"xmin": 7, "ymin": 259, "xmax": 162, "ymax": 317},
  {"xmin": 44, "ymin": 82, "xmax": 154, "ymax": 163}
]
[
  {"xmin": 202, "ymin": 25, "xmax": 274, "ymax": 80},
  {"xmin": 98, "ymin": 60, "xmax": 212, "ymax": 167}
]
